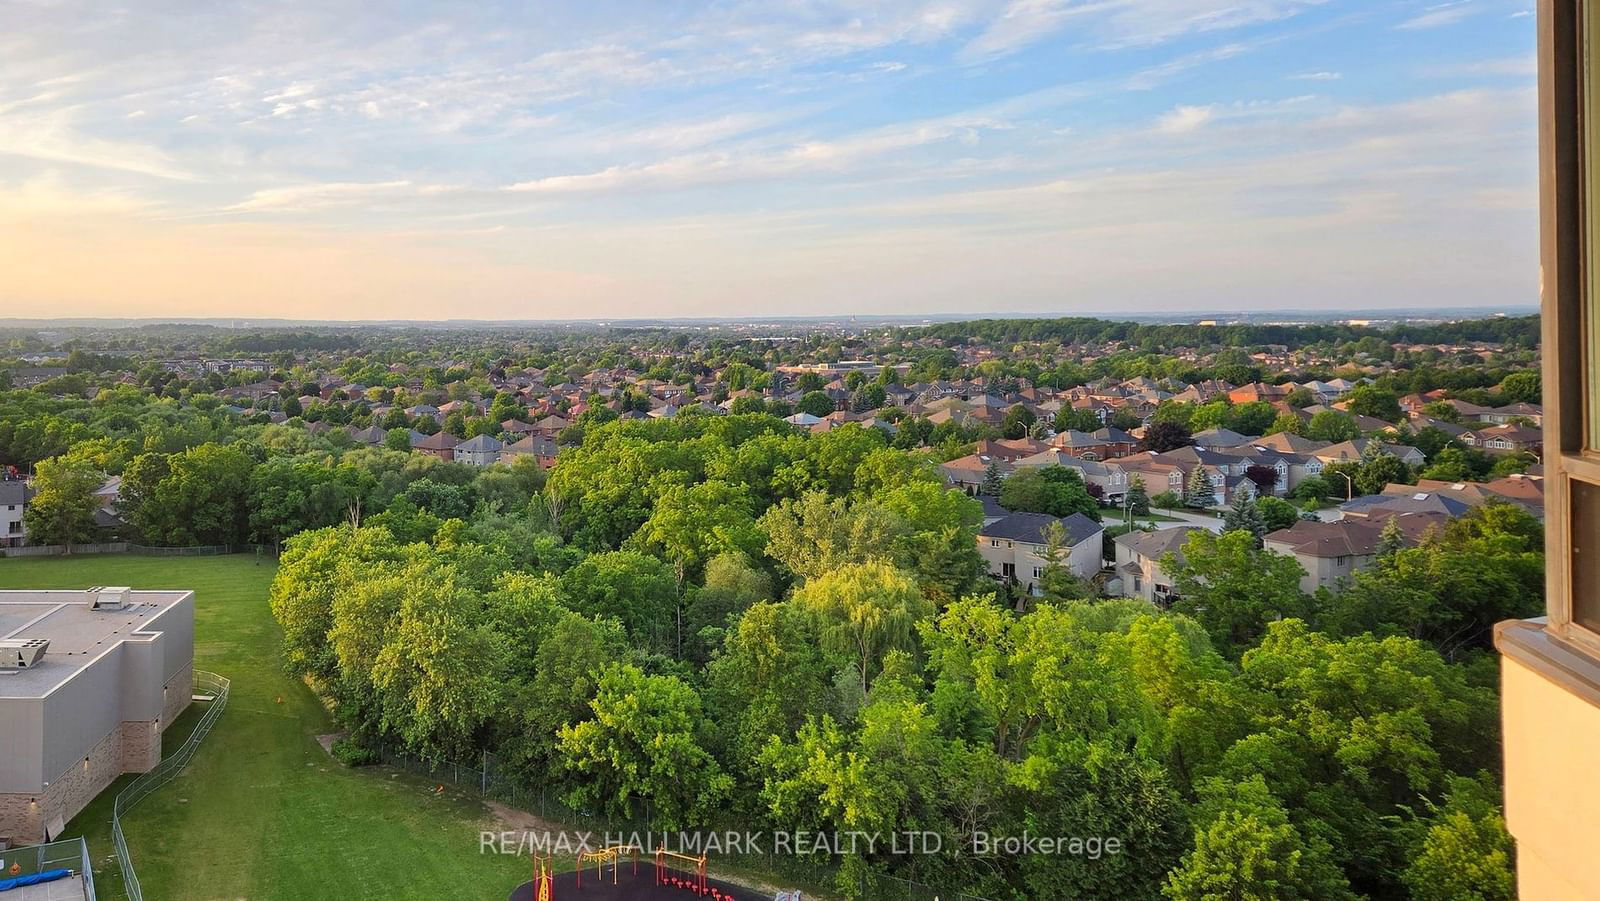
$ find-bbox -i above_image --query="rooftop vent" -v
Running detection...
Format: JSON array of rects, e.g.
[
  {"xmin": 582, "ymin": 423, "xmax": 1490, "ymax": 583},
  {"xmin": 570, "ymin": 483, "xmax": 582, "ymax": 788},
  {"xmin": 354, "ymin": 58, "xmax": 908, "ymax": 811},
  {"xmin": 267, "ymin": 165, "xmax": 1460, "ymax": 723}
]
[
  {"xmin": 89, "ymin": 586, "xmax": 132, "ymax": 610},
  {"xmin": 0, "ymin": 638, "xmax": 48, "ymax": 669}
]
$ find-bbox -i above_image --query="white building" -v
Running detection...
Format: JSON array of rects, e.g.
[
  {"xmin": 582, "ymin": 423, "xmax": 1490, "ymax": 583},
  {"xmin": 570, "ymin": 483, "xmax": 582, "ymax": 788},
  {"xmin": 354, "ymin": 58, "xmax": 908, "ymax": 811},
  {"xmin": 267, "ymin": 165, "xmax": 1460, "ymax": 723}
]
[{"xmin": 0, "ymin": 588, "xmax": 195, "ymax": 844}]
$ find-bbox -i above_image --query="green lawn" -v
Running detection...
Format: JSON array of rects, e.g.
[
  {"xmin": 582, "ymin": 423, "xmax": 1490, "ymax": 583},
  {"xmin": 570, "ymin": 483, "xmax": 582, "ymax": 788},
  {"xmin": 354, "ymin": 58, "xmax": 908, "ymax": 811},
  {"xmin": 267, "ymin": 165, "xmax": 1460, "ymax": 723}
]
[{"xmin": 0, "ymin": 554, "xmax": 528, "ymax": 901}]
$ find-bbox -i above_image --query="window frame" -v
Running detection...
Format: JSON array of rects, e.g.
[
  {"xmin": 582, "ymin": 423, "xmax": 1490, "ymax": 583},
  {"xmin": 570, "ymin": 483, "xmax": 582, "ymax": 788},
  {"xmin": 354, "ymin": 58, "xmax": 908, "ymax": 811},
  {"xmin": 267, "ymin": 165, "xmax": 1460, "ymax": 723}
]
[{"xmin": 1544, "ymin": 0, "xmax": 1600, "ymax": 655}]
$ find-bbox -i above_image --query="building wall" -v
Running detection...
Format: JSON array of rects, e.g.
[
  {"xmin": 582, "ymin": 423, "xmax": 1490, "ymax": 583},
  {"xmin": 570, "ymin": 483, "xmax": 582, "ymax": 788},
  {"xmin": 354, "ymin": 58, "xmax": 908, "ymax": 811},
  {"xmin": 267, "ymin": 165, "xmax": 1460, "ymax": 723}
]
[
  {"xmin": 0, "ymin": 592, "xmax": 194, "ymax": 843},
  {"xmin": 0, "ymin": 498, "xmax": 25, "ymax": 547},
  {"xmin": 1501, "ymin": 653, "xmax": 1600, "ymax": 900},
  {"xmin": 979, "ymin": 531, "xmax": 1104, "ymax": 592}
]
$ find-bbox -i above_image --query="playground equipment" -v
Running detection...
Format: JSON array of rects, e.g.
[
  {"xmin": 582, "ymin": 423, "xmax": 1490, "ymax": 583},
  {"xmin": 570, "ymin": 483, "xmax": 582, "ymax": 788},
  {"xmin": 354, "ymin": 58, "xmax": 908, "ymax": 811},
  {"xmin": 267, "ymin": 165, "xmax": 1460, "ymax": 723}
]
[
  {"xmin": 575, "ymin": 844, "xmax": 640, "ymax": 890},
  {"xmin": 654, "ymin": 849, "xmax": 708, "ymax": 895},
  {"xmin": 530, "ymin": 853, "xmax": 554, "ymax": 901}
]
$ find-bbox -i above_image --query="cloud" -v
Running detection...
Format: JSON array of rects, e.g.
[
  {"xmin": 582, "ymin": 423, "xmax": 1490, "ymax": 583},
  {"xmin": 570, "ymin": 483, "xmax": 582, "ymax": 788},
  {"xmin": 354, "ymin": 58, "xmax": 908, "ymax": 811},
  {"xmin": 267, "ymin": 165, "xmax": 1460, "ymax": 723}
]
[
  {"xmin": 963, "ymin": 0, "xmax": 1326, "ymax": 59},
  {"xmin": 0, "ymin": 108, "xmax": 194, "ymax": 180},
  {"xmin": 1397, "ymin": 1, "xmax": 1478, "ymax": 30},
  {"xmin": 1290, "ymin": 71, "xmax": 1342, "ymax": 81},
  {"xmin": 1156, "ymin": 105, "xmax": 1216, "ymax": 134},
  {"xmin": 504, "ymin": 114, "xmax": 1010, "ymax": 195},
  {"xmin": 225, "ymin": 180, "xmax": 421, "ymax": 212}
]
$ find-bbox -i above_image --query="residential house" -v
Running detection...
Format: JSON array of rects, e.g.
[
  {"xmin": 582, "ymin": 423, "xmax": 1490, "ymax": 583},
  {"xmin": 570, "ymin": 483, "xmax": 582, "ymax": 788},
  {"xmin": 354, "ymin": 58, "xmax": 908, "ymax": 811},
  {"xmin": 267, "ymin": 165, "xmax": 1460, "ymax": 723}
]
[
  {"xmin": 414, "ymin": 431, "xmax": 460, "ymax": 462},
  {"xmin": 453, "ymin": 434, "xmax": 504, "ymax": 466},
  {"xmin": 1461, "ymin": 423, "xmax": 1544, "ymax": 456},
  {"xmin": 977, "ymin": 512, "xmax": 1104, "ymax": 595},
  {"xmin": 1264, "ymin": 513, "xmax": 1447, "ymax": 594},
  {"xmin": 1111, "ymin": 526, "xmax": 1207, "ymax": 604},
  {"xmin": 1480, "ymin": 402, "xmax": 1544, "ymax": 427},
  {"xmin": 0, "ymin": 481, "xmax": 31, "ymax": 547},
  {"xmin": 499, "ymin": 434, "xmax": 562, "ymax": 469},
  {"xmin": 1314, "ymin": 439, "xmax": 1426, "ymax": 469}
]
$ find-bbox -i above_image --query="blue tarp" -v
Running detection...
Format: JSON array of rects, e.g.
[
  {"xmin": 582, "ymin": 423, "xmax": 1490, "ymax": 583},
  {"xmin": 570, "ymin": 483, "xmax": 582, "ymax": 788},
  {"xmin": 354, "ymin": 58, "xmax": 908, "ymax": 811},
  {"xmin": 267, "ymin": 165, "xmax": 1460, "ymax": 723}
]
[{"xmin": 0, "ymin": 868, "xmax": 71, "ymax": 892}]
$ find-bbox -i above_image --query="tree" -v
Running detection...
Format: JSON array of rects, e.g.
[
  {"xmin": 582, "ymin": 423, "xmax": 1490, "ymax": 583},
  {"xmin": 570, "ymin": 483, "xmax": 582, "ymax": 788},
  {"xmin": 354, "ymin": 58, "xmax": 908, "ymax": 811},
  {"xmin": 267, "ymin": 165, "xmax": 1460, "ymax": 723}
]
[
  {"xmin": 559, "ymin": 663, "xmax": 732, "ymax": 829},
  {"xmin": 1165, "ymin": 777, "xmax": 1354, "ymax": 901},
  {"xmin": 791, "ymin": 561, "xmax": 931, "ymax": 695},
  {"xmin": 1151, "ymin": 490, "xmax": 1182, "ymax": 510},
  {"xmin": 1377, "ymin": 516, "xmax": 1407, "ymax": 558},
  {"xmin": 1165, "ymin": 530, "xmax": 1308, "ymax": 655},
  {"xmin": 1222, "ymin": 492, "xmax": 1267, "ymax": 547},
  {"xmin": 1496, "ymin": 370, "xmax": 1540, "ymax": 404},
  {"xmin": 632, "ymin": 479, "xmax": 762, "ymax": 582},
  {"xmin": 1183, "ymin": 467, "xmax": 1215, "ymax": 509},
  {"xmin": 981, "ymin": 460, "xmax": 1006, "ymax": 496},
  {"xmin": 758, "ymin": 490, "xmax": 905, "ymax": 583},
  {"xmin": 1401, "ymin": 776, "xmax": 1516, "ymax": 901},
  {"xmin": 1306, "ymin": 411, "xmax": 1361, "ymax": 442},
  {"xmin": 121, "ymin": 443, "xmax": 254, "ymax": 546},
  {"xmin": 1038, "ymin": 519, "xmax": 1093, "ymax": 600},
  {"xmin": 1127, "ymin": 475, "xmax": 1151, "ymax": 516},
  {"xmin": 1001, "ymin": 404, "xmax": 1036, "ymax": 439},
  {"xmin": 999, "ymin": 466, "xmax": 1100, "ymax": 520},
  {"xmin": 1244, "ymin": 464, "xmax": 1279, "ymax": 493},
  {"xmin": 23, "ymin": 457, "xmax": 102, "ymax": 547},
  {"xmin": 797, "ymin": 390, "xmax": 835, "ymax": 417},
  {"xmin": 561, "ymin": 551, "xmax": 679, "ymax": 652},
  {"xmin": 1344, "ymin": 386, "xmax": 1402, "ymax": 422},
  {"xmin": 1144, "ymin": 421, "xmax": 1193, "ymax": 452},
  {"xmin": 1266, "ymin": 411, "xmax": 1307, "ymax": 436},
  {"xmin": 1228, "ymin": 402, "xmax": 1278, "ymax": 437},
  {"xmin": 370, "ymin": 571, "xmax": 507, "ymax": 757},
  {"xmin": 1260, "ymin": 496, "xmax": 1299, "ymax": 531},
  {"xmin": 684, "ymin": 552, "xmax": 773, "ymax": 658},
  {"xmin": 705, "ymin": 602, "xmax": 834, "ymax": 781},
  {"xmin": 1356, "ymin": 451, "xmax": 1410, "ymax": 496}
]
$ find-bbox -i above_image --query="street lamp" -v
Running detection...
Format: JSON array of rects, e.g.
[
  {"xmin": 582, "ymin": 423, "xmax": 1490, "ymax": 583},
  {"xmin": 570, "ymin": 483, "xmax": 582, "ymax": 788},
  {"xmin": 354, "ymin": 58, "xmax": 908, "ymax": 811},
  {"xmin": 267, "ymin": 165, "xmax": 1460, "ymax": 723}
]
[{"xmin": 1336, "ymin": 471, "xmax": 1353, "ymax": 501}]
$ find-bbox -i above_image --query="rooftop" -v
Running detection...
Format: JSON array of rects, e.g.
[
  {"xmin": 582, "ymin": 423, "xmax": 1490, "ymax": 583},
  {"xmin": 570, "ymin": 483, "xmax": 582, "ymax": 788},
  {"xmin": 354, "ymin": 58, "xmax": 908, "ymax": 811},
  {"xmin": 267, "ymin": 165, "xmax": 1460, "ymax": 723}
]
[{"xmin": 0, "ymin": 589, "xmax": 191, "ymax": 699}]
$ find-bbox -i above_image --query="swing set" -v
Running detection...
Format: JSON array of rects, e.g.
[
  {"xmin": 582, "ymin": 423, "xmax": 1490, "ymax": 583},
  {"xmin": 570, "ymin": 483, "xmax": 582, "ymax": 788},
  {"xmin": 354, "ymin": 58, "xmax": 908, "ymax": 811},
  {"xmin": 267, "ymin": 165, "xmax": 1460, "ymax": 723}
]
[
  {"xmin": 575, "ymin": 843, "xmax": 641, "ymax": 890},
  {"xmin": 531, "ymin": 852, "xmax": 554, "ymax": 901},
  {"xmin": 654, "ymin": 849, "xmax": 709, "ymax": 896}
]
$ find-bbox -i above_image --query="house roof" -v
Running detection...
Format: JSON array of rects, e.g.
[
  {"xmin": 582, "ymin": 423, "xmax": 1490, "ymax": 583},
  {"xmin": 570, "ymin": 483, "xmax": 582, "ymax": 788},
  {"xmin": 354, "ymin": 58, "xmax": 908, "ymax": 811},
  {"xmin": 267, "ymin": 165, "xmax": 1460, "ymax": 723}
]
[
  {"xmin": 1114, "ymin": 525, "xmax": 1207, "ymax": 563},
  {"xmin": 456, "ymin": 434, "xmax": 503, "ymax": 452},
  {"xmin": 980, "ymin": 511, "xmax": 1103, "ymax": 546},
  {"xmin": 1191, "ymin": 427, "xmax": 1256, "ymax": 448},
  {"xmin": 1264, "ymin": 513, "xmax": 1446, "ymax": 558}
]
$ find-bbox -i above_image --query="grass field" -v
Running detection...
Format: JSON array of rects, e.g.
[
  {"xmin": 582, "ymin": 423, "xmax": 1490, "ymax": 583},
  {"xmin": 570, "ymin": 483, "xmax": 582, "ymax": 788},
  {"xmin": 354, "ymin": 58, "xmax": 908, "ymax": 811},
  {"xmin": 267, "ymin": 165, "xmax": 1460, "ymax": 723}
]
[{"xmin": 0, "ymin": 554, "xmax": 529, "ymax": 901}]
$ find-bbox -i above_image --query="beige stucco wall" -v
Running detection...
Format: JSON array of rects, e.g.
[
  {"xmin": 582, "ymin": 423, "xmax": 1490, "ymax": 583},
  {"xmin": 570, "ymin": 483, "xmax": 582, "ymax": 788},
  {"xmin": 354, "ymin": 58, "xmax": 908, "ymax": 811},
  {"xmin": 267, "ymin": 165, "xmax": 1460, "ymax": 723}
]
[{"xmin": 1501, "ymin": 653, "xmax": 1600, "ymax": 901}]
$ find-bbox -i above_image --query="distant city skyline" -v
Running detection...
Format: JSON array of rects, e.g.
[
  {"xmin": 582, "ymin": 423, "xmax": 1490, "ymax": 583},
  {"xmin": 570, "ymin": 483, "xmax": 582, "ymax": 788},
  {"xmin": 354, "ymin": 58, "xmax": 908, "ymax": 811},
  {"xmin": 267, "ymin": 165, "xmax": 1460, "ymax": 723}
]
[{"xmin": 1, "ymin": 0, "xmax": 1537, "ymax": 319}]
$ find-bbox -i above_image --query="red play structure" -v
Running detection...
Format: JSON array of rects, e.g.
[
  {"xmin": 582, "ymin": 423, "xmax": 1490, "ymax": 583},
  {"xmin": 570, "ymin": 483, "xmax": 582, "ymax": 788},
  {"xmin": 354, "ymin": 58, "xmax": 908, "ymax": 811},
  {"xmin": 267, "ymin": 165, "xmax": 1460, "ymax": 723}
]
[{"xmin": 654, "ymin": 850, "xmax": 708, "ymax": 896}]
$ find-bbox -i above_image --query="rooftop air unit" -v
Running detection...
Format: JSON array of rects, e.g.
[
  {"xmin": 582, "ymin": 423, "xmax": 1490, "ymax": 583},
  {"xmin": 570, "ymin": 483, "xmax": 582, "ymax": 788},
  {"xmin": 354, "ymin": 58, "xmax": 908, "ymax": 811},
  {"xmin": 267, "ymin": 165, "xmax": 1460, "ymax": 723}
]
[
  {"xmin": 89, "ymin": 586, "xmax": 132, "ymax": 610},
  {"xmin": 0, "ymin": 638, "xmax": 48, "ymax": 669}
]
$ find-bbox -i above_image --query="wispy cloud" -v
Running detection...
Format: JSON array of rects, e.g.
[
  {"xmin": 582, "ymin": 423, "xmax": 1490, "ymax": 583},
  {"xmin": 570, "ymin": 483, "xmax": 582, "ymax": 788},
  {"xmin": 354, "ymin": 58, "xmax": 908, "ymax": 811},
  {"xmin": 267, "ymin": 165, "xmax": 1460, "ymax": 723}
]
[
  {"xmin": 1397, "ymin": 1, "xmax": 1478, "ymax": 30},
  {"xmin": 1290, "ymin": 71, "xmax": 1342, "ymax": 81}
]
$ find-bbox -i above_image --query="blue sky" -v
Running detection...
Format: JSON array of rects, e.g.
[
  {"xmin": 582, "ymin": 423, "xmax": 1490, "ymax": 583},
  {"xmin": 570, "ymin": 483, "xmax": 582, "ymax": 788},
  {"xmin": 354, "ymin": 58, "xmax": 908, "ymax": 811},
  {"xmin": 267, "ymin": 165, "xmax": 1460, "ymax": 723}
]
[{"xmin": 0, "ymin": 0, "xmax": 1537, "ymax": 320}]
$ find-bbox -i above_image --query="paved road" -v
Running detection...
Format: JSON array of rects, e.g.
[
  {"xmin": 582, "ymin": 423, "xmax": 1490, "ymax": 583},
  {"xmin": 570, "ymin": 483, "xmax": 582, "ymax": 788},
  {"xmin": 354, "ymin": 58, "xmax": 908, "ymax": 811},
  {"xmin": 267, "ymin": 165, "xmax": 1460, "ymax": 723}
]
[{"xmin": 1123, "ymin": 508, "xmax": 1224, "ymax": 532}]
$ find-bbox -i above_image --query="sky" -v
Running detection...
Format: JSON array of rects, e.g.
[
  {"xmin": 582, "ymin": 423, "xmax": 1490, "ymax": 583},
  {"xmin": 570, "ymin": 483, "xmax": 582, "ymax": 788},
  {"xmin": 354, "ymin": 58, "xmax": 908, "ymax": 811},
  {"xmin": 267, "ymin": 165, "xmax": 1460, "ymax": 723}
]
[{"xmin": 0, "ymin": 0, "xmax": 1538, "ymax": 321}]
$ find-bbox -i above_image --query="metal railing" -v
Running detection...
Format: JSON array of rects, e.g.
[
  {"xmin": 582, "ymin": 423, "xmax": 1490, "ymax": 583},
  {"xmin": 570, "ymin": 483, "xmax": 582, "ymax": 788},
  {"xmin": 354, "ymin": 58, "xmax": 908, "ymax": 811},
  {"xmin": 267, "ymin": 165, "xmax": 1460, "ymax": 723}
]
[
  {"xmin": 0, "ymin": 837, "xmax": 95, "ymax": 899},
  {"xmin": 110, "ymin": 670, "xmax": 230, "ymax": 901}
]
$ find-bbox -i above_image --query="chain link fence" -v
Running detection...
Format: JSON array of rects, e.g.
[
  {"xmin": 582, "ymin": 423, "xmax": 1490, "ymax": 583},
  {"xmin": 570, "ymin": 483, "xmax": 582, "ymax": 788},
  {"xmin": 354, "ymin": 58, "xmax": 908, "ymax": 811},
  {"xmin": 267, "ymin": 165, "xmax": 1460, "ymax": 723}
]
[
  {"xmin": 0, "ymin": 837, "xmax": 96, "ymax": 899},
  {"xmin": 0, "ymin": 543, "xmax": 278, "ymax": 558},
  {"xmin": 371, "ymin": 744, "xmax": 996, "ymax": 901},
  {"xmin": 112, "ymin": 670, "xmax": 231, "ymax": 901}
]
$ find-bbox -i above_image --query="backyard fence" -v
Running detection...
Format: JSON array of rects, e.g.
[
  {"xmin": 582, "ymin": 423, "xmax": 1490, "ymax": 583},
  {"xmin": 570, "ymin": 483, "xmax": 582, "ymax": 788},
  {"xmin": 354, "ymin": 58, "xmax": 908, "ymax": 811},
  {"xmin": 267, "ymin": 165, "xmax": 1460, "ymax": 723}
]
[
  {"xmin": 111, "ymin": 670, "xmax": 231, "ymax": 901},
  {"xmin": 1, "ymin": 543, "xmax": 277, "ymax": 558},
  {"xmin": 0, "ymin": 837, "xmax": 96, "ymax": 900}
]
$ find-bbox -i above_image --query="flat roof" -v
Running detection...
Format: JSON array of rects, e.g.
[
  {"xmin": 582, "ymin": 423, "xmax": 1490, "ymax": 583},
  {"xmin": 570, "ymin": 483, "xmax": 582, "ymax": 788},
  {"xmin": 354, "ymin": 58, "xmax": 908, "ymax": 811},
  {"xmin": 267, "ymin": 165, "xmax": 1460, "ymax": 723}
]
[{"xmin": 0, "ymin": 590, "xmax": 191, "ymax": 699}]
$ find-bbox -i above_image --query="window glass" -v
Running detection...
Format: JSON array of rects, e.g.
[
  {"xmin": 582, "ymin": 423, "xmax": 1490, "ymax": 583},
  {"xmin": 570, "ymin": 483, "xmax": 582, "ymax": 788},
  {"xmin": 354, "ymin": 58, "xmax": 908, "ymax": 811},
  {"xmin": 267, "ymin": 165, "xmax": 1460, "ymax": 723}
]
[
  {"xmin": 1589, "ymin": 4, "xmax": 1600, "ymax": 448},
  {"xmin": 1574, "ymin": 479, "xmax": 1600, "ymax": 632}
]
